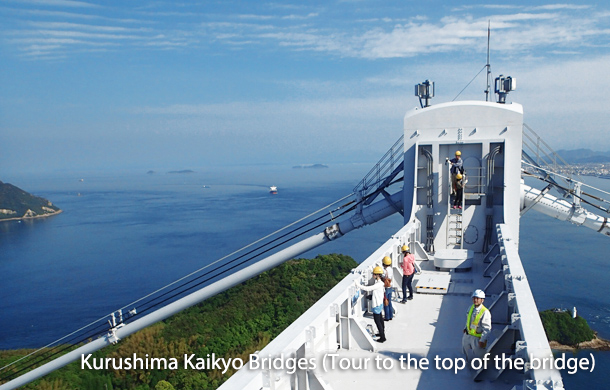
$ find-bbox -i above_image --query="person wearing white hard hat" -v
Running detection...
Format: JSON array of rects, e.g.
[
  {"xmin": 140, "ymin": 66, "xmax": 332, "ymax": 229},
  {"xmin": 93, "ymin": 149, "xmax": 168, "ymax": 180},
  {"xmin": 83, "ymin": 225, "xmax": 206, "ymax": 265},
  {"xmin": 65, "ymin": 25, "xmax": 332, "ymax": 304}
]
[
  {"xmin": 462, "ymin": 289, "xmax": 492, "ymax": 361},
  {"xmin": 359, "ymin": 265, "xmax": 386, "ymax": 343}
]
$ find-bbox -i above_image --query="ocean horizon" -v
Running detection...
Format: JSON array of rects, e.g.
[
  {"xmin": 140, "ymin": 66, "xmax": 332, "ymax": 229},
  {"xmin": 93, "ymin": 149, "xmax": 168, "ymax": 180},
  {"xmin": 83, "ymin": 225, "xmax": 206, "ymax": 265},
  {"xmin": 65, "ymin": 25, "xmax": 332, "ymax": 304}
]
[{"xmin": 1, "ymin": 165, "xmax": 609, "ymax": 388}]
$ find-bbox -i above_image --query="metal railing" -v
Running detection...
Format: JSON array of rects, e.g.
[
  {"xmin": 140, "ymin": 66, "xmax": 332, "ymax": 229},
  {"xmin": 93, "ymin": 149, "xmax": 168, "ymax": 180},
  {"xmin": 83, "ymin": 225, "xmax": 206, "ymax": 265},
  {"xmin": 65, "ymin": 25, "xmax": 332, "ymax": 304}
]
[
  {"xmin": 353, "ymin": 134, "xmax": 404, "ymax": 198},
  {"xmin": 522, "ymin": 123, "xmax": 579, "ymax": 181},
  {"xmin": 521, "ymin": 123, "xmax": 584, "ymax": 198}
]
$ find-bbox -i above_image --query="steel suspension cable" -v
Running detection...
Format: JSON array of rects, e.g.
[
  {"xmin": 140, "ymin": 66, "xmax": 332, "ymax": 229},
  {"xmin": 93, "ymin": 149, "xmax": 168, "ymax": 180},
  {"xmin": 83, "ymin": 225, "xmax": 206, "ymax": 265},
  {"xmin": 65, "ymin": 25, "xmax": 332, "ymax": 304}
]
[
  {"xmin": 0, "ymin": 193, "xmax": 356, "ymax": 379},
  {"xmin": 2, "ymin": 182, "xmax": 400, "ymax": 381}
]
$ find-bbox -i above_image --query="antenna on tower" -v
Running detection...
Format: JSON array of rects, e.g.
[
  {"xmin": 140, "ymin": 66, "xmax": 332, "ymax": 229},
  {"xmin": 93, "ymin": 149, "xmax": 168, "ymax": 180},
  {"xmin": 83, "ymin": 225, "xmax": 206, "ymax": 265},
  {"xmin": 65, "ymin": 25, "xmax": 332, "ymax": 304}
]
[{"xmin": 484, "ymin": 20, "xmax": 491, "ymax": 101}]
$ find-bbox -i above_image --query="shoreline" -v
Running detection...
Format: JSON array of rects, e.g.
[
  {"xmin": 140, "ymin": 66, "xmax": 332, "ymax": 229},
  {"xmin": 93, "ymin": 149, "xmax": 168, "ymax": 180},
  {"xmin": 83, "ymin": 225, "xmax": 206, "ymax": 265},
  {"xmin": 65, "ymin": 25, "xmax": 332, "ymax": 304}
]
[
  {"xmin": 549, "ymin": 334, "xmax": 610, "ymax": 352},
  {"xmin": 0, "ymin": 209, "xmax": 63, "ymax": 223}
]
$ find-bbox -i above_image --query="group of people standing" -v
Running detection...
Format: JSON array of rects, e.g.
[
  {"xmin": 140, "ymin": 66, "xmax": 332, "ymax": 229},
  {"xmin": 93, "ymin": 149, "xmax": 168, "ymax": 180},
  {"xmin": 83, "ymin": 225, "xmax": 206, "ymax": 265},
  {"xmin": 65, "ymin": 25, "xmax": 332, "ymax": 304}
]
[
  {"xmin": 359, "ymin": 245, "xmax": 492, "ymax": 362},
  {"xmin": 356, "ymin": 149, "xmax": 491, "ymax": 367},
  {"xmin": 358, "ymin": 245, "xmax": 416, "ymax": 343}
]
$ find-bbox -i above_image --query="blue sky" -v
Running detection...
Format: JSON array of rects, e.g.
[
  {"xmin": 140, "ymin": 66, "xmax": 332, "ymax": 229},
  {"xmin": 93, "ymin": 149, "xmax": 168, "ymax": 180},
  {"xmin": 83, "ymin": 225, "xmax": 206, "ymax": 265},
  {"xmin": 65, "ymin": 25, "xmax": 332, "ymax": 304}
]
[{"xmin": 1, "ymin": 1, "xmax": 609, "ymax": 174}]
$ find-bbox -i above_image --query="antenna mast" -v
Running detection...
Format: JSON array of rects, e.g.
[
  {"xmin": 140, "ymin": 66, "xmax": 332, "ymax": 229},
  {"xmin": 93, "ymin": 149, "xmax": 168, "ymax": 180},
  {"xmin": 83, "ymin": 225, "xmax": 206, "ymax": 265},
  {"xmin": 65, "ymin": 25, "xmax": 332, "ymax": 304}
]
[{"xmin": 485, "ymin": 20, "xmax": 491, "ymax": 101}]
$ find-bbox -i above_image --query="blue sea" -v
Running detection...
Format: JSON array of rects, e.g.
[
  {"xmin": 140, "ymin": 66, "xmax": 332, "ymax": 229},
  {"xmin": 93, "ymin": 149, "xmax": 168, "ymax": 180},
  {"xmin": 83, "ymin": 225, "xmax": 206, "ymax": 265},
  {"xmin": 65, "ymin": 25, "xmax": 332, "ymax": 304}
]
[{"xmin": 1, "ymin": 165, "xmax": 609, "ymax": 388}]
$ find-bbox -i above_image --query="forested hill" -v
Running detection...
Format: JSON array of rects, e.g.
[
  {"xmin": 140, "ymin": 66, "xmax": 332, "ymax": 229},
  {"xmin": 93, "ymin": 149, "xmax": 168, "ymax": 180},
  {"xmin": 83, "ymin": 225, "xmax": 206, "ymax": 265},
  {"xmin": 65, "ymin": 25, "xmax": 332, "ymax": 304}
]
[
  {"xmin": 0, "ymin": 181, "xmax": 61, "ymax": 220},
  {"xmin": 0, "ymin": 254, "xmax": 358, "ymax": 390}
]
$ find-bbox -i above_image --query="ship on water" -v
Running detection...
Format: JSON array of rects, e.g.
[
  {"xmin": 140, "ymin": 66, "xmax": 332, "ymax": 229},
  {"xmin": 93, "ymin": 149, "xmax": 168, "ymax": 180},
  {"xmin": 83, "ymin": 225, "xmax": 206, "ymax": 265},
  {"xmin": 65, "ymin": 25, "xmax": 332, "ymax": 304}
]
[
  {"xmin": 270, "ymin": 186, "xmax": 278, "ymax": 195},
  {"xmin": 2, "ymin": 74, "xmax": 610, "ymax": 390}
]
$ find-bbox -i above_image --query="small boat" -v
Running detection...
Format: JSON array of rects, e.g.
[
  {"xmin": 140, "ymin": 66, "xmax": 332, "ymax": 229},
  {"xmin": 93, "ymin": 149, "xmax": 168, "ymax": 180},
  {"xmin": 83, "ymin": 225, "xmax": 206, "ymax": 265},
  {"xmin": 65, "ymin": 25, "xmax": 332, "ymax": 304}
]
[{"xmin": 269, "ymin": 186, "xmax": 278, "ymax": 194}]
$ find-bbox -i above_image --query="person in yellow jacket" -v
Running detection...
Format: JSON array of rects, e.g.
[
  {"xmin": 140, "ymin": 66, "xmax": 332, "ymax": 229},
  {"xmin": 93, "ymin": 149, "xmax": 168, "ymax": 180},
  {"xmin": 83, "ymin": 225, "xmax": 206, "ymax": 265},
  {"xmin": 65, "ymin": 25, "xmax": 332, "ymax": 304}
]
[{"xmin": 462, "ymin": 289, "xmax": 491, "ymax": 360}]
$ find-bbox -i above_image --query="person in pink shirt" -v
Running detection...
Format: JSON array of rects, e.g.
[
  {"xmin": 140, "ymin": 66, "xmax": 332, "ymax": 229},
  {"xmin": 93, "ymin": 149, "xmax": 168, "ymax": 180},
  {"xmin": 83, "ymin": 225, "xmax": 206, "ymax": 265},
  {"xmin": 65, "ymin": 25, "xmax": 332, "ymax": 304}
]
[{"xmin": 400, "ymin": 245, "xmax": 415, "ymax": 303}]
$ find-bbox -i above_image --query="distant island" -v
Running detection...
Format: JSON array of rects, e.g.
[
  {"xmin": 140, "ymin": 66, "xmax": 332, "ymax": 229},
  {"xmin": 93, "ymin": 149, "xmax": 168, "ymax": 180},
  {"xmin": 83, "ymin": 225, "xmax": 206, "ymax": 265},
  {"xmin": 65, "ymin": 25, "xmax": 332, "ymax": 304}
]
[
  {"xmin": 168, "ymin": 170, "xmax": 195, "ymax": 174},
  {"xmin": 292, "ymin": 164, "xmax": 329, "ymax": 169},
  {"xmin": 0, "ymin": 181, "xmax": 61, "ymax": 221}
]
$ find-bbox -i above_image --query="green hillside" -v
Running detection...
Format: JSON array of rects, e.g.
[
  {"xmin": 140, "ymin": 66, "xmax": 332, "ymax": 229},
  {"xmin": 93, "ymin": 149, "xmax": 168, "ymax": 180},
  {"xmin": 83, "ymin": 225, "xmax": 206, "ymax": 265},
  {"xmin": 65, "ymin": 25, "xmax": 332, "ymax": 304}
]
[
  {"xmin": 540, "ymin": 309, "xmax": 595, "ymax": 345},
  {"xmin": 0, "ymin": 253, "xmax": 357, "ymax": 390},
  {"xmin": 0, "ymin": 181, "xmax": 61, "ymax": 220}
]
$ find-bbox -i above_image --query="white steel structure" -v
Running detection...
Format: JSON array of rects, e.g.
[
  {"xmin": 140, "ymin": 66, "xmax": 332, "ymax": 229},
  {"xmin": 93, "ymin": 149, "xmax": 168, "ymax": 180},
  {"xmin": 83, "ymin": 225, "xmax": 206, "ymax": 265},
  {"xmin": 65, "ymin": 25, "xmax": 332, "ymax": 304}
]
[{"xmin": 220, "ymin": 100, "xmax": 569, "ymax": 390}]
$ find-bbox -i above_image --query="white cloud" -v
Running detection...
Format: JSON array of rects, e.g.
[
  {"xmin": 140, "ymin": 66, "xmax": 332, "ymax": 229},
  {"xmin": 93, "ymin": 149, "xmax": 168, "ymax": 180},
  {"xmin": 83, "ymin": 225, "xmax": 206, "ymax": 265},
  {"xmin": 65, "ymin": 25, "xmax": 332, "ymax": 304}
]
[
  {"xmin": 27, "ymin": 21, "xmax": 150, "ymax": 32},
  {"xmin": 8, "ymin": 0, "xmax": 99, "ymax": 8},
  {"xmin": 237, "ymin": 14, "xmax": 275, "ymax": 20},
  {"xmin": 282, "ymin": 12, "xmax": 319, "ymax": 20},
  {"xmin": 528, "ymin": 4, "xmax": 591, "ymax": 11},
  {"xmin": 4, "ymin": 2, "xmax": 609, "ymax": 62}
]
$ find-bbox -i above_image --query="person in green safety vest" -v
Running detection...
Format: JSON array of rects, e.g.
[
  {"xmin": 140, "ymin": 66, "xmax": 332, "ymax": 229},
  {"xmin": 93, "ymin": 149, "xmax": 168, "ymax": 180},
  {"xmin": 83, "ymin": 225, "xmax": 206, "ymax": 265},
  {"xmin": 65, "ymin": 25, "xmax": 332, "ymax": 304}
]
[{"xmin": 461, "ymin": 289, "xmax": 491, "ymax": 361}]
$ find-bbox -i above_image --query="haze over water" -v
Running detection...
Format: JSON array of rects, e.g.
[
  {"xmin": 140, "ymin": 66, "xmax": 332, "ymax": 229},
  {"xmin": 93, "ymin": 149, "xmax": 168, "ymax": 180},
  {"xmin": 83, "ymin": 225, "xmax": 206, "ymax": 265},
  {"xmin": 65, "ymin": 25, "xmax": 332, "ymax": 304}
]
[{"xmin": 1, "ymin": 165, "xmax": 609, "ymax": 388}]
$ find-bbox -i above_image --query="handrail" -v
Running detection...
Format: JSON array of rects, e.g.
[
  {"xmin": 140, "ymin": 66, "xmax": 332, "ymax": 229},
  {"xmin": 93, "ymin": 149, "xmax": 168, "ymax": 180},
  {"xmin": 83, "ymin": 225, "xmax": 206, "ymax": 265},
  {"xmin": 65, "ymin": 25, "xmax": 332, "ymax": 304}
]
[{"xmin": 353, "ymin": 134, "xmax": 404, "ymax": 198}]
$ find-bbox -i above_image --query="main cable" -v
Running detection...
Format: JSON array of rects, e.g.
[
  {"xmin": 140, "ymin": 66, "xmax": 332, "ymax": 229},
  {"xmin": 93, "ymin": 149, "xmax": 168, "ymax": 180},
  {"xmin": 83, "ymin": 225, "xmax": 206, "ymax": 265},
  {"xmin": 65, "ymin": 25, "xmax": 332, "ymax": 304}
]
[
  {"xmin": 1, "ymin": 181, "xmax": 401, "ymax": 381},
  {"xmin": 0, "ymin": 193, "xmax": 356, "ymax": 378},
  {"xmin": 0, "ymin": 201, "xmax": 358, "ymax": 383}
]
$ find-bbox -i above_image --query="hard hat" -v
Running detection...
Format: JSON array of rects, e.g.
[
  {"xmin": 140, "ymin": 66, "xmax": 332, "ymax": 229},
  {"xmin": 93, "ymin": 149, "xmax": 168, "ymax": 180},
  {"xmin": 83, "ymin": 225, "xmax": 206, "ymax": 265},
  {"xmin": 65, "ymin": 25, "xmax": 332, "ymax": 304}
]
[
  {"xmin": 472, "ymin": 289, "xmax": 485, "ymax": 299},
  {"xmin": 455, "ymin": 150, "xmax": 461, "ymax": 156},
  {"xmin": 401, "ymin": 244, "xmax": 409, "ymax": 252},
  {"xmin": 373, "ymin": 266, "xmax": 384, "ymax": 275},
  {"xmin": 456, "ymin": 173, "xmax": 463, "ymax": 179},
  {"xmin": 383, "ymin": 256, "xmax": 392, "ymax": 265}
]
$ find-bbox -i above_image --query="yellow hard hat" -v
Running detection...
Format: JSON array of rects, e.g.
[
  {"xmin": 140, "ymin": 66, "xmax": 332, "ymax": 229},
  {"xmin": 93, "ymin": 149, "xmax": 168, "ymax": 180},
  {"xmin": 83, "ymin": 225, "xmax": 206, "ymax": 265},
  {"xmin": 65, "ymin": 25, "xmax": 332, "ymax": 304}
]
[
  {"xmin": 383, "ymin": 256, "xmax": 391, "ymax": 265},
  {"xmin": 401, "ymin": 245, "xmax": 409, "ymax": 252},
  {"xmin": 456, "ymin": 173, "xmax": 463, "ymax": 179},
  {"xmin": 373, "ymin": 266, "xmax": 384, "ymax": 275},
  {"xmin": 455, "ymin": 150, "xmax": 461, "ymax": 156}
]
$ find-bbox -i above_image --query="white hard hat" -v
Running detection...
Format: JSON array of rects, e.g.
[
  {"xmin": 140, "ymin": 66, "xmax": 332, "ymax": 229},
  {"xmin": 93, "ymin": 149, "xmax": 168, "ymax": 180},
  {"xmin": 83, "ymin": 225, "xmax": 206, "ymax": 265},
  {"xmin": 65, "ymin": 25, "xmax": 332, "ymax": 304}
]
[{"xmin": 472, "ymin": 289, "xmax": 485, "ymax": 299}]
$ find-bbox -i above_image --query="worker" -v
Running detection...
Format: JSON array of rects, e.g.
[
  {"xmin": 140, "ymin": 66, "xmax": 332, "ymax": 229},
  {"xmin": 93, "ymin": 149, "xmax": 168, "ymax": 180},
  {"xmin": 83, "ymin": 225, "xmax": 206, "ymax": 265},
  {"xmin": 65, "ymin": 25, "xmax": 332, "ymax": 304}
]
[
  {"xmin": 462, "ymin": 289, "xmax": 491, "ymax": 361},
  {"xmin": 453, "ymin": 172, "xmax": 465, "ymax": 209},
  {"xmin": 382, "ymin": 256, "xmax": 393, "ymax": 321},
  {"xmin": 400, "ymin": 245, "xmax": 415, "ymax": 303},
  {"xmin": 446, "ymin": 150, "xmax": 464, "ymax": 195},
  {"xmin": 359, "ymin": 266, "xmax": 386, "ymax": 343}
]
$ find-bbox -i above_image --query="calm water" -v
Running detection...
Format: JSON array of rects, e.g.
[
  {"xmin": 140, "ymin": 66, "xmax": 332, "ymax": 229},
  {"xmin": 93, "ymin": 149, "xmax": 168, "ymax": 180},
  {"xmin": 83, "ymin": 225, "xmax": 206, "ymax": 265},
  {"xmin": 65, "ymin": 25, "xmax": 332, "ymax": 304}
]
[{"xmin": 1, "ymin": 166, "xmax": 608, "ymax": 388}]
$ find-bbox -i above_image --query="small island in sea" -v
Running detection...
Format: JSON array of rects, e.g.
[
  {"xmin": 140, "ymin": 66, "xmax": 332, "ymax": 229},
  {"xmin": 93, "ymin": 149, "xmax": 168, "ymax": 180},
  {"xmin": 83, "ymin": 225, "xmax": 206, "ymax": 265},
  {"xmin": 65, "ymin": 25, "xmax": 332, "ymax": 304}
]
[
  {"xmin": 0, "ymin": 181, "xmax": 61, "ymax": 221},
  {"xmin": 540, "ymin": 308, "xmax": 610, "ymax": 351},
  {"xmin": 168, "ymin": 170, "xmax": 195, "ymax": 174},
  {"xmin": 292, "ymin": 164, "xmax": 329, "ymax": 169}
]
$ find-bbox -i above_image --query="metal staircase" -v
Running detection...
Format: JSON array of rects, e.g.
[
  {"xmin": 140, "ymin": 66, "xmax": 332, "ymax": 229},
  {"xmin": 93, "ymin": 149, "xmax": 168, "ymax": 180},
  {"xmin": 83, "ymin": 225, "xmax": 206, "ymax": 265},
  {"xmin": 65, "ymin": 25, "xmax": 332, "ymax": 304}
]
[{"xmin": 447, "ymin": 197, "xmax": 464, "ymax": 248}]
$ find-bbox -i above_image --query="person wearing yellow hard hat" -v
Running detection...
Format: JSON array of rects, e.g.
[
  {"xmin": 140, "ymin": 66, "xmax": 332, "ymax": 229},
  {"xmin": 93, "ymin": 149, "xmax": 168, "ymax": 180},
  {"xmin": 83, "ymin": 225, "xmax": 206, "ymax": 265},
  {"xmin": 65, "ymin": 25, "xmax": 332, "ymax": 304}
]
[
  {"xmin": 400, "ymin": 245, "xmax": 415, "ymax": 303},
  {"xmin": 359, "ymin": 265, "xmax": 386, "ymax": 343},
  {"xmin": 382, "ymin": 256, "xmax": 393, "ymax": 321},
  {"xmin": 446, "ymin": 150, "xmax": 464, "ymax": 196},
  {"xmin": 462, "ymin": 289, "xmax": 491, "ymax": 361},
  {"xmin": 453, "ymin": 172, "xmax": 465, "ymax": 209}
]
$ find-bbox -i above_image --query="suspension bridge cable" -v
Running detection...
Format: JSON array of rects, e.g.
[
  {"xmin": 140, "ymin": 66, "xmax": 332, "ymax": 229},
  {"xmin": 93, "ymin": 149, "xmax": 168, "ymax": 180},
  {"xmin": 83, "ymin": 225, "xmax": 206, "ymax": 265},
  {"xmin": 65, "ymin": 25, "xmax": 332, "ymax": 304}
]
[
  {"xmin": 114, "ymin": 193, "xmax": 355, "ymax": 313},
  {"xmin": 113, "ymin": 196, "xmax": 356, "ymax": 318},
  {"xmin": 0, "ymin": 194, "xmax": 356, "ymax": 378},
  {"xmin": 131, "ymin": 203, "xmax": 359, "ymax": 319},
  {"xmin": 1, "ymin": 183, "xmax": 400, "ymax": 381}
]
